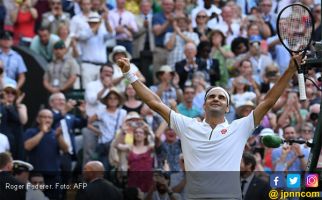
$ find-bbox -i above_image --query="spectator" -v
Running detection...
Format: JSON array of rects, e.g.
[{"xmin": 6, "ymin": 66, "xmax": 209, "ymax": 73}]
[
  {"xmin": 75, "ymin": 161, "xmax": 123, "ymax": 200},
  {"xmin": 237, "ymin": 59, "xmax": 261, "ymax": 89},
  {"xmin": 308, "ymin": 103, "xmax": 320, "ymax": 127},
  {"xmin": 79, "ymin": 11, "xmax": 113, "ymax": 88},
  {"xmin": 230, "ymin": 76, "xmax": 257, "ymax": 106},
  {"xmin": 175, "ymin": 42, "xmax": 207, "ymax": 89},
  {"xmin": 82, "ymin": 64, "xmax": 113, "ymax": 165},
  {"xmin": 209, "ymin": 29, "xmax": 234, "ymax": 87},
  {"xmin": 152, "ymin": 0, "xmax": 174, "ymax": 81},
  {"xmin": 192, "ymin": 71, "xmax": 208, "ymax": 115},
  {"xmin": 0, "ymin": 60, "xmax": 17, "ymax": 90},
  {"xmin": 43, "ymin": 40, "xmax": 79, "ymax": 94},
  {"xmin": 87, "ymin": 88, "xmax": 127, "ymax": 172},
  {"xmin": 235, "ymin": 100, "xmax": 256, "ymax": 120},
  {"xmin": 193, "ymin": 10, "xmax": 211, "ymax": 41},
  {"xmin": 208, "ymin": 6, "xmax": 240, "ymax": 44},
  {"xmin": 236, "ymin": 0, "xmax": 257, "ymax": 15},
  {"xmin": 41, "ymin": 0, "xmax": 70, "ymax": 35},
  {"xmin": 0, "ymin": 152, "xmax": 26, "ymax": 200},
  {"xmin": 30, "ymin": 26, "xmax": 60, "ymax": 62},
  {"xmin": 24, "ymin": 109, "xmax": 68, "ymax": 199},
  {"xmin": 173, "ymin": 0, "xmax": 186, "ymax": 16},
  {"xmin": 259, "ymin": 0, "xmax": 276, "ymax": 34},
  {"xmin": 240, "ymin": 152, "xmax": 270, "ymax": 200},
  {"xmin": 312, "ymin": 4, "xmax": 321, "ymax": 41},
  {"xmin": 109, "ymin": 45, "xmax": 145, "ymax": 92},
  {"xmin": 115, "ymin": 125, "xmax": 154, "ymax": 192},
  {"xmin": 145, "ymin": 170, "xmax": 181, "ymax": 200},
  {"xmin": 56, "ymin": 23, "xmax": 79, "ymax": 58},
  {"xmin": 191, "ymin": 0, "xmax": 222, "ymax": 28},
  {"xmin": 155, "ymin": 120, "xmax": 182, "ymax": 172},
  {"xmin": 177, "ymin": 85, "xmax": 201, "ymax": 118},
  {"xmin": 165, "ymin": 13, "xmax": 199, "ymax": 67},
  {"xmin": 28, "ymin": 173, "xmax": 49, "ymax": 200},
  {"xmin": 122, "ymin": 84, "xmax": 146, "ymax": 114},
  {"xmin": 132, "ymin": 0, "xmax": 155, "ymax": 59},
  {"xmin": 12, "ymin": 160, "xmax": 49, "ymax": 200},
  {"xmin": 272, "ymin": 125, "xmax": 309, "ymax": 172},
  {"xmin": 11, "ymin": 0, "xmax": 38, "ymax": 46},
  {"xmin": 259, "ymin": 64, "xmax": 280, "ymax": 93},
  {"xmin": 299, "ymin": 122, "xmax": 314, "ymax": 143},
  {"xmin": 150, "ymin": 65, "xmax": 182, "ymax": 106},
  {"xmin": 91, "ymin": 0, "xmax": 109, "ymax": 15},
  {"xmin": 2, "ymin": 84, "xmax": 27, "ymax": 160},
  {"xmin": 196, "ymin": 41, "xmax": 221, "ymax": 86},
  {"xmin": 108, "ymin": 0, "xmax": 138, "ymax": 53},
  {"xmin": 0, "ymin": 31, "xmax": 27, "ymax": 89}
]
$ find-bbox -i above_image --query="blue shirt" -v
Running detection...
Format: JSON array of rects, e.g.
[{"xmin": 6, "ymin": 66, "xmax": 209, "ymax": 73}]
[
  {"xmin": 24, "ymin": 128, "xmax": 60, "ymax": 172},
  {"xmin": 0, "ymin": 49, "xmax": 27, "ymax": 80},
  {"xmin": 152, "ymin": 12, "xmax": 173, "ymax": 47},
  {"xmin": 177, "ymin": 103, "xmax": 201, "ymax": 118}
]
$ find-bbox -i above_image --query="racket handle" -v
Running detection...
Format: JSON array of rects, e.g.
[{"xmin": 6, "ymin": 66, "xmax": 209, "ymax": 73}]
[{"xmin": 298, "ymin": 73, "xmax": 307, "ymax": 101}]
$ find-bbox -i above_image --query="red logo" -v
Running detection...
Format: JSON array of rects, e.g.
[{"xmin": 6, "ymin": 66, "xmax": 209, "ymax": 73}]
[{"xmin": 221, "ymin": 129, "xmax": 227, "ymax": 134}]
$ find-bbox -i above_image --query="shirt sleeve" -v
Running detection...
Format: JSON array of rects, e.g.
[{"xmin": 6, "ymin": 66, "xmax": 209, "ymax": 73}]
[
  {"xmin": 230, "ymin": 111, "xmax": 256, "ymax": 138},
  {"xmin": 169, "ymin": 110, "xmax": 194, "ymax": 138}
]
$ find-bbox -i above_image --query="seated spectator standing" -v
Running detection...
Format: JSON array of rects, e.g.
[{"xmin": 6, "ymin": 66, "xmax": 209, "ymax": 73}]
[
  {"xmin": 24, "ymin": 109, "xmax": 68, "ymax": 199},
  {"xmin": 30, "ymin": 26, "xmax": 60, "ymax": 62},
  {"xmin": 43, "ymin": 40, "xmax": 79, "ymax": 94},
  {"xmin": 11, "ymin": 0, "xmax": 38, "ymax": 46},
  {"xmin": 79, "ymin": 11, "xmax": 113, "ymax": 88},
  {"xmin": 108, "ymin": 0, "xmax": 138, "ymax": 54},
  {"xmin": 0, "ymin": 31, "xmax": 27, "ymax": 89},
  {"xmin": 87, "ymin": 88, "xmax": 127, "ymax": 174},
  {"xmin": 41, "ymin": 0, "xmax": 70, "ymax": 35}
]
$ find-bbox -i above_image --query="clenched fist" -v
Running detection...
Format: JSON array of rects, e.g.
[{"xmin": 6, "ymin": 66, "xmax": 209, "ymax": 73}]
[{"xmin": 116, "ymin": 57, "xmax": 131, "ymax": 73}]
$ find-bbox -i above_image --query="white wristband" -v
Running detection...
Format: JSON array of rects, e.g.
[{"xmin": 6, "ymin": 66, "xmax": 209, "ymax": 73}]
[{"xmin": 124, "ymin": 71, "xmax": 138, "ymax": 84}]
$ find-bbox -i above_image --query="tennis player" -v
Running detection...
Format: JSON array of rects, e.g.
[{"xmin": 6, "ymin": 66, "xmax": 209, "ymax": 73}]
[{"xmin": 117, "ymin": 54, "xmax": 300, "ymax": 199}]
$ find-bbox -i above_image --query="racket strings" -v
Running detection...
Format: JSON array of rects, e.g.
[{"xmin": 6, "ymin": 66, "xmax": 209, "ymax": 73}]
[{"xmin": 278, "ymin": 5, "xmax": 313, "ymax": 52}]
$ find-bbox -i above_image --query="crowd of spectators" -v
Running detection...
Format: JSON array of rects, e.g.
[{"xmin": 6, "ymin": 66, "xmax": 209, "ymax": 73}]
[{"xmin": 0, "ymin": 0, "xmax": 321, "ymax": 199}]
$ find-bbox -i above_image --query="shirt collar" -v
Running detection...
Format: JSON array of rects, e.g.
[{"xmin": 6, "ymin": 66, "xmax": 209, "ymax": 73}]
[
  {"xmin": 202, "ymin": 118, "xmax": 229, "ymax": 128},
  {"xmin": 0, "ymin": 49, "xmax": 13, "ymax": 56},
  {"xmin": 241, "ymin": 172, "xmax": 254, "ymax": 183}
]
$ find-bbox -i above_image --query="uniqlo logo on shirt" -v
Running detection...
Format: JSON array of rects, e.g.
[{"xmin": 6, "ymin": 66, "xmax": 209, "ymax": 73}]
[{"xmin": 221, "ymin": 129, "xmax": 227, "ymax": 134}]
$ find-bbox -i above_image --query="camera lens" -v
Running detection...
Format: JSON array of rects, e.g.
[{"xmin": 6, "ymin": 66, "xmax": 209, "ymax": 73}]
[{"xmin": 310, "ymin": 113, "xmax": 319, "ymax": 121}]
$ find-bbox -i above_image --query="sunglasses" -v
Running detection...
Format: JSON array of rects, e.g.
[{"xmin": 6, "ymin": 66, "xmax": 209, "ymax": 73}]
[
  {"xmin": 197, "ymin": 15, "xmax": 207, "ymax": 18},
  {"xmin": 4, "ymin": 90, "xmax": 17, "ymax": 95}
]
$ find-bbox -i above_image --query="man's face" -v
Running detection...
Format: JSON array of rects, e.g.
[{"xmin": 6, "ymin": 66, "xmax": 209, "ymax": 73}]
[
  {"xmin": 184, "ymin": 45, "xmax": 196, "ymax": 59},
  {"xmin": 54, "ymin": 47, "xmax": 66, "ymax": 59},
  {"xmin": 204, "ymin": 89, "xmax": 229, "ymax": 115},
  {"xmin": 283, "ymin": 126, "xmax": 296, "ymax": 140},
  {"xmin": 50, "ymin": 95, "xmax": 66, "ymax": 111},
  {"xmin": 260, "ymin": 0, "xmax": 272, "ymax": 14},
  {"xmin": 183, "ymin": 87, "xmax": 195, "ymax": 103},
  {"xmin": 30, "ymin": 176, "xmax": 45, "ymax": 191},
  {"xmin": 39, "ymin": 30, "xmax": 50, "ymax": 45},
  {"xmin": 100, "ymin": 66, "xmax": 113, "ymax": 80},
  {"xmin": 141, "ymin": 2, "xmax": 151, "ymax": 15},
  {"xmin": 162, "ymin": 0, "xmax": 174, "ymax": 14},
  {"xmin": 51, "ymin": 0, "xmax": 62, "ymax": 12},
  {"xmin": 37, "ymin": 110, "xmax": 54, "ymax": 127},
  {"xmin": 0, "ymin": 39, "xmax": 13, "ymax": 49},
  {"xmin": 222, "ymin": 7, "xmax": 233, "ymax": 22},
  {"xmin": 301, "ymin": 126, "xmax": 313, "ymax": 140},
  {"xmin": 116, "ymin": 0, "xmax": 126, "ymax": 9},
  {"xmin": 81, "ymin": 0, "xmax": 92, "ymax": 13},
  {"xmin": 165, "ymin": 128, "xmax": 176, "ymax": 143}
]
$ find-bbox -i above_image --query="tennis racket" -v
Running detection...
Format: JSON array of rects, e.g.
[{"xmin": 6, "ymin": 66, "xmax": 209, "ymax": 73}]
[{"xmin": 276, "ymin": 3, "xmax": 314, "ymax": 100}]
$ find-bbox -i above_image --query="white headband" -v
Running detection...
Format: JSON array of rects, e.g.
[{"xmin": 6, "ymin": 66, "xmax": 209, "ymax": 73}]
[{"xmin": 205, "ymin": 87, "xmax": 230, "ymax": 104}]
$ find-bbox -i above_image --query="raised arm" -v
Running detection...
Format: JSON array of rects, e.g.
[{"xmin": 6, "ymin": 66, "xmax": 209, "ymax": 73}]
[
  {"xmin": 253, "ymin": 54, "xmax": 299, "ymax": 126},
  {"xmin": 117, "ymin": 58, "xmax": 171, "ymax": 123}
]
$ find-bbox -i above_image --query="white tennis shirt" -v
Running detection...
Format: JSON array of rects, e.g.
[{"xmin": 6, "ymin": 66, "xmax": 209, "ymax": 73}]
[{"xmin": 170, "ymin": 110, "xmax": 255, "ymax": 199}]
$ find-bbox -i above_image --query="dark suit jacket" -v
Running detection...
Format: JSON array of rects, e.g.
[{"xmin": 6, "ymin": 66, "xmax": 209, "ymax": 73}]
[
  {"xmin": 75, "ymin": 179, "xmax": 123, "ymax": 200},
  {"xmin": 174, "ymin": 58, "xmax": 207, "ymax": 89},
  {"xmin": 0, "ymin": 171, "xmax": 26, "ymax": 200},
  {"xmin": 244, "ymin": 175, "xmax": 270, "ymax": 200}
]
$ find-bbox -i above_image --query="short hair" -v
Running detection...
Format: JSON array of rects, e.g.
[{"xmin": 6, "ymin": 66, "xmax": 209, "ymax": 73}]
[
  {"xmin": 231, "ymin": 37, "xmax": 249, "ymax": 55},
  {"xmin": 197, "ymin": 41, "xmax": 211, "ymax": 57},
  {"xmin": 0, "ymin": 152, "xmax": 12, "ymax": 169},
  {"xmin": 38, "ymin": 26, "xmax": 50, "ymax": 33},
  {"xmin": 209, "ymin": 30, "xmax": 226, "ymax": 46},
  {"xmin": 242, "ymin": 151, "xmax": 256, "ymax": 171},
  {"xmin": 100, "ymin": 63, "xmax": 113, "ymax": 73}
]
